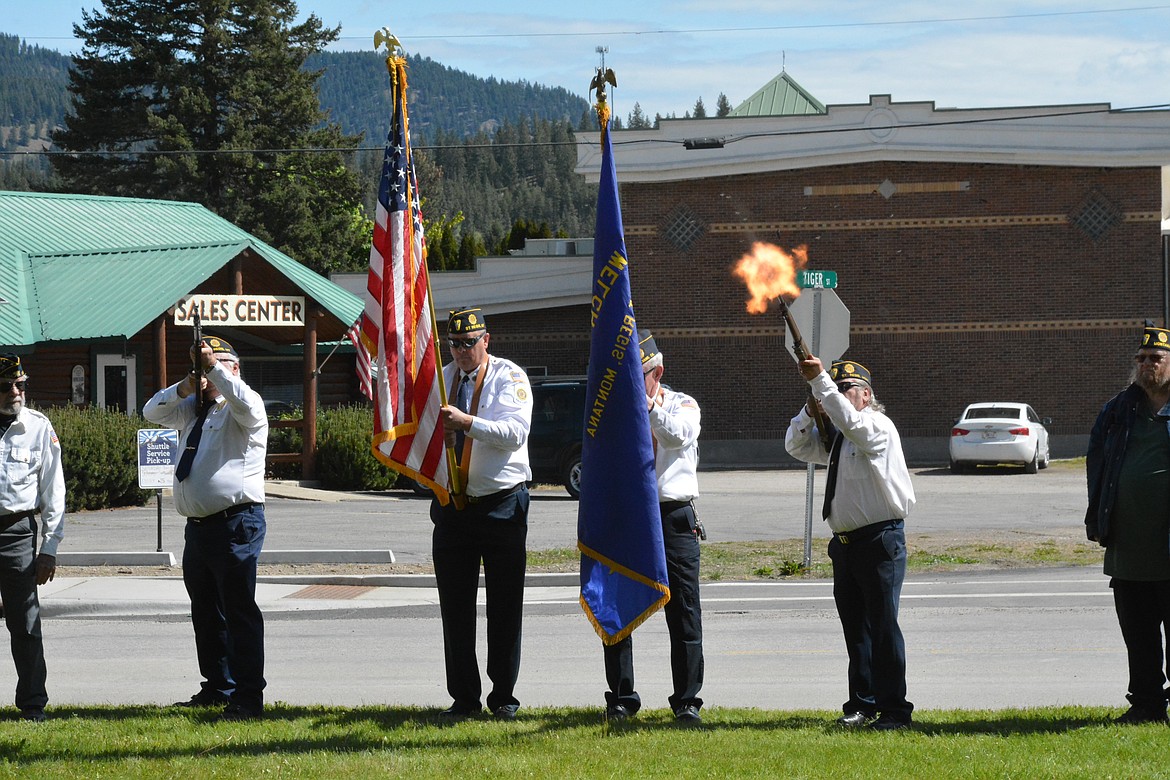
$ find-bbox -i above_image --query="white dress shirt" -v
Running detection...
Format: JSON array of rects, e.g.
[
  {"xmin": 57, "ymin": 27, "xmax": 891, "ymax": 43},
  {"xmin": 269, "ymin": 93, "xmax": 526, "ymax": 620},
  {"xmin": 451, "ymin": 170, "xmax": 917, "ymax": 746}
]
[
  {"xmin": 143, "ymin": 361, "xmax": 268, "ymax": 517},
  {"xmin": 784, "ymin": 371, "xmax": 915, "ymax": 533},
  {"xmin": 650, "ymin": 386, "xmax": 701, "ymax": 502},
  {"xmin": 447, "ymin": 355, "xmax": 532, "ymax": 497},
  {"xmin": 0, "ymin": 408, "xmax": 65, "ymax": 556}
]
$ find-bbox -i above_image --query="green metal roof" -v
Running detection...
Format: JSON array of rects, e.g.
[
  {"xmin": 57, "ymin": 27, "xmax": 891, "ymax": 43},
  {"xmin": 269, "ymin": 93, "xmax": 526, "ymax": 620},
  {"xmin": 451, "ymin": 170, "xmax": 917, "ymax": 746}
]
[
  {"xmin": 0, "ymin": 191, "xmax": 361, "ymax": 346},
  {"xmin": 730, "ymin": 71, "xmax": 826, "ymax": 117}
]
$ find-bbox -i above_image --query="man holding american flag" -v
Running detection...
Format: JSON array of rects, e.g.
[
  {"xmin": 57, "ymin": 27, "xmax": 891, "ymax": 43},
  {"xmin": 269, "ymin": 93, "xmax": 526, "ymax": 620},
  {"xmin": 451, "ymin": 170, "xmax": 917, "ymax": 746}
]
[{"xmin": 430, "ymin": 308, "xmax": 533, "ymax": 721}]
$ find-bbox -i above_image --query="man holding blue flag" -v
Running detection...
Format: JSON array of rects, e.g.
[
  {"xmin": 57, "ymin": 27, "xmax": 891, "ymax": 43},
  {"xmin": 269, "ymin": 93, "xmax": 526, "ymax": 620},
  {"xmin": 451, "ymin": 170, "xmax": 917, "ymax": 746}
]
[
  {"xmin": 576, "ymin": 75, "xmax": 675, "ymax": 726},
  {"xmin": 602, "ymin": 331, "xmax": 706, "ymax": 725}
]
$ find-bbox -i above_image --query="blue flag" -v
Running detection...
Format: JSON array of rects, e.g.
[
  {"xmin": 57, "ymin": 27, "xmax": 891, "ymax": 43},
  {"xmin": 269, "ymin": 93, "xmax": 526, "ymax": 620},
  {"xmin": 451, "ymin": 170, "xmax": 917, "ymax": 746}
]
[{"xmin": 577, "ymin": 117, "xmax": 670, "ymax": 645}]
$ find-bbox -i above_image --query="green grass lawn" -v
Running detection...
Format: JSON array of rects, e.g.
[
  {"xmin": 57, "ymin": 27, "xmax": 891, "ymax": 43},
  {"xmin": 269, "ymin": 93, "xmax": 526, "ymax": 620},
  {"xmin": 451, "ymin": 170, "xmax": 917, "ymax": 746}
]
[{"xmin": 1, "ymin": 704, "xmax": 1164, "ymax": 778}]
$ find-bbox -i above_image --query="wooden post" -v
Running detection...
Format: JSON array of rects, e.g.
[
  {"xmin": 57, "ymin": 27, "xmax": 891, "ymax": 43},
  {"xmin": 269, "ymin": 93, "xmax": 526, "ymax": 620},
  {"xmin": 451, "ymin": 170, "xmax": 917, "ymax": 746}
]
[
  {"xmin": 302, "ymin": 302, "xmax": 319, "ymax": 480},
  {"xmin": 153, "ymin": 314, "xmax": 167, "ymax": 390}
]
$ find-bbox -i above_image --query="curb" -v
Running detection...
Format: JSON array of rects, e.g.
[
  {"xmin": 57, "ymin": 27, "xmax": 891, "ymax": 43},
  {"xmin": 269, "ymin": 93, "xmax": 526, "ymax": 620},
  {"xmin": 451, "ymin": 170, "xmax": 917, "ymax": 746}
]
[{"xmin": 58, "ymin": 550, "xmax": 397, "ymax": 567}]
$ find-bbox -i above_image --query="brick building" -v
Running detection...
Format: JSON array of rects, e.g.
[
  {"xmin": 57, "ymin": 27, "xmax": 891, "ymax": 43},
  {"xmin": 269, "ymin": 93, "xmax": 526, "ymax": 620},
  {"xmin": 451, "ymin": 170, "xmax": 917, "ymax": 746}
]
[{"xmin": 461, "ymin": 85, "xmax": 1170, "ymax": 466}]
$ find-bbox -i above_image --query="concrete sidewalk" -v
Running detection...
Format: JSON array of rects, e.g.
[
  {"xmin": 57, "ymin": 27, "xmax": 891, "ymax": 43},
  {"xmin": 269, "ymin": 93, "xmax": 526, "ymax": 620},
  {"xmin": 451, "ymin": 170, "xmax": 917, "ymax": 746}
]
[{"xmin": 38, "ymin": 572, "xmax": 580, "ymax": 619}]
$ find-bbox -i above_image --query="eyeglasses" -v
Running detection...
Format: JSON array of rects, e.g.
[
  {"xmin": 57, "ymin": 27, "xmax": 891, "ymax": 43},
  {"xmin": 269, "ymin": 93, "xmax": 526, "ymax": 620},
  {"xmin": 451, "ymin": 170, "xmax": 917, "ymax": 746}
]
[
  {"xmin": 447, "ymin": 334, "xmax": 485, "ymax": 350},
  {"xmin": 1135, "ymin": 353, "xmax": 1167, "ymax": 364},
  {"xmin": 0, "ymin": 380, "xmax": 27, "ymax": 393},
  {"xmin": 837, "ymin": 382, "xmax": 863, "ymax": 393}
]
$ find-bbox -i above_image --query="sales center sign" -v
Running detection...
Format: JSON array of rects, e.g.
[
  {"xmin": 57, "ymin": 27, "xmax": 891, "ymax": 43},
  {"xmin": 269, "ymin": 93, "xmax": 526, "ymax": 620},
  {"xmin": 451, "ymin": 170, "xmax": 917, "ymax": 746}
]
[{"xmin": 174, "ymin": 294, "xmax": 305, "ymax": 327}]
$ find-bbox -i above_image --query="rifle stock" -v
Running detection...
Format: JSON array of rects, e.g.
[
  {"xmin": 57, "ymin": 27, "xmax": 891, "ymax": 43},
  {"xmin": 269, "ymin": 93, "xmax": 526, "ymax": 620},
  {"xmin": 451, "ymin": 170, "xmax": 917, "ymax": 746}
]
[{"xmin": 776, "ymin": 298, "xmax": 833, "ymax": 452}]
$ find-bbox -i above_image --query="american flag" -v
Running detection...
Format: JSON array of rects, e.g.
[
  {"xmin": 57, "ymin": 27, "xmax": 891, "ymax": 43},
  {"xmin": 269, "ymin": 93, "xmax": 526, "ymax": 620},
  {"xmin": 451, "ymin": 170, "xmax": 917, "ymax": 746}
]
[
  {"xmin": 360, "ymin": 56, "xmax": 451, "ymax": 504},
  {"xmin": 347, "ymin": 321, "xmax": 372, "ymax": 401}
]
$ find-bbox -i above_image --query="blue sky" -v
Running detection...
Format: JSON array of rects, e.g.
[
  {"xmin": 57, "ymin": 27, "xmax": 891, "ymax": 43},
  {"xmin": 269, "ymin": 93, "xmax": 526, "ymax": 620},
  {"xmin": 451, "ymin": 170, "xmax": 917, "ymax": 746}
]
[{"xmin": 7, "ymin": 2, "xmax": 1170, "ymax": 118}]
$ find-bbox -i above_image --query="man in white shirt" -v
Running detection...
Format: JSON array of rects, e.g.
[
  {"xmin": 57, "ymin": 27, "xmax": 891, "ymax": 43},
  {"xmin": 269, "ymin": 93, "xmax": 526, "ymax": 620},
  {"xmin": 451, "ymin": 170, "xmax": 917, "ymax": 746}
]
[
  {"xmin": 0, "ymin": 354, "xmax": 64, "ymax": 722},
  {"xmin": 143, "ymin": 337, "xmax": 268, "ymax": 721},
  {"xmin": 785, "ymin": 358, "xmax": 915, "ymax": 731},
  {"xmin": 604, "ymin": 331, "xmax": 706, "ymax": 725},
  {"xmin": 432, "ymin": 308, "xmax": 533, "ymax": 721}
]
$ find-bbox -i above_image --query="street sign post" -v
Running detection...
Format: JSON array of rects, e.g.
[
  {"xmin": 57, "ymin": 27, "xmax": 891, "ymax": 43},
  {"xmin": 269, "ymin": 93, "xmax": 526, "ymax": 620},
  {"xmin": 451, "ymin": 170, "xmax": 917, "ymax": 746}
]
[
  {"xmin": 138, "ymin": 428, "xmax": 178, "ymax": 552},
  {"xmin": 784, "ymin": 288, "xmax": 849, "ymax": 364},
  {"xmin": 781, "ymin": 288, "xmax": 850, "ymax": 568}
]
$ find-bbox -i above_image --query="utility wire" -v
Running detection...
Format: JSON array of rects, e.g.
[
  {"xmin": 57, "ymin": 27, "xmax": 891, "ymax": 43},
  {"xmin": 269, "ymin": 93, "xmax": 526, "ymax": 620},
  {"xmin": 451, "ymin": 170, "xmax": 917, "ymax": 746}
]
[{"xmin": 5, "ymin": 102, "xmax": 1168, "ymax": 158}]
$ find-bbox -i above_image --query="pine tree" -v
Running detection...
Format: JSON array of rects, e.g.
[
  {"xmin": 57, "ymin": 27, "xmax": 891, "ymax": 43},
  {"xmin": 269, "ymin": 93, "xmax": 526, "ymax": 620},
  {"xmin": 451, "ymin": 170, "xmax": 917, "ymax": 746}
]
[
  {"xmin": 627, "ymin": 102, "xmax": 652, "ymax": 129},
  {"xmin": 51, "ymin": 0, "xmax": 367, "ymax": 274},
  {"xmin": 693, "ymin": 97, "xmax": 707, "ymax": 118},
  {"xmin": 716, "ymin": 93, "xmax": 732, "ymax": 117}
]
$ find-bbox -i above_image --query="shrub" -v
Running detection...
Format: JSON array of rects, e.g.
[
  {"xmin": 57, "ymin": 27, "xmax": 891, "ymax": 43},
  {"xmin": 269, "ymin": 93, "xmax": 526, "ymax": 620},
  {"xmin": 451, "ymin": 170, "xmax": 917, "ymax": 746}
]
[
  {"xmin": 43, "ymin": 406, "xmax": 154, "ymax": 511},
  {"xmin": 315, "ymin": 405, "xmax": 399, "ymax": 491}
]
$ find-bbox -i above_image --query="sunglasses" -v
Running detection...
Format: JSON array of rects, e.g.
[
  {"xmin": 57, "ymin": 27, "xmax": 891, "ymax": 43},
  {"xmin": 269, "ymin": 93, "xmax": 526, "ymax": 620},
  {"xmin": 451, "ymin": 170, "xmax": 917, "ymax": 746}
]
[
  {"xmin": 837, "ymin": 382, "xmax": 863, "ymax": 393},
  {"xmin": 447, "ymin": 334, "xmax": 485, "ymax": 350},
  {"xmin": 1135, "ymin": 353, "xmax": 1167, "ymax": 364},
  {"xmin": 0, "ymin": 380, "xmax": 27, "ymax": 393}
]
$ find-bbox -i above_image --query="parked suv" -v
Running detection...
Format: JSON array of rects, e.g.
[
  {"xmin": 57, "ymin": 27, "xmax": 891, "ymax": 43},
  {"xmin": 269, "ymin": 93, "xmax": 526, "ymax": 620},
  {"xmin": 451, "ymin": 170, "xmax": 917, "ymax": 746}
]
[{"xmin": 528, "ymin": 376, "xmax": 587, "ymax": 499}]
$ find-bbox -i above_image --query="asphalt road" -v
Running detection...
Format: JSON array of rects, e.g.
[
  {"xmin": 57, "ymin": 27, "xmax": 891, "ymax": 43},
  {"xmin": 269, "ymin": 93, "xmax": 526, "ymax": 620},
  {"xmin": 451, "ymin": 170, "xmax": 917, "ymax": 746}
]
[
  {"xmin": 34, "ymin": 462, "xmax": 1126, "ymax": 714},
  {"xmin": 41, "ymin": 566, "xmax": 1122, "ymax": 712},
  {"xmin": 65, "ymin": 463, "xmax": 1090, "ymax": 565}
]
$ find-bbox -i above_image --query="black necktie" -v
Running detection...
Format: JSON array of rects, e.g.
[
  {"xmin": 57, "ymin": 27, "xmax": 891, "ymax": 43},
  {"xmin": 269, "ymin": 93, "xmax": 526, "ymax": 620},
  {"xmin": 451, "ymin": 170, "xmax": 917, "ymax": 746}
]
[
  {"xmin": 175, "ymin": 399, "xmax": 214, "ymax": 482},
  {"xmin": 455, "ymin": 375, "xmax": 472, "ymax": 459},
  {"xmin": 822, "ymin": 432, "xmax": 844, "ymax": 520}
]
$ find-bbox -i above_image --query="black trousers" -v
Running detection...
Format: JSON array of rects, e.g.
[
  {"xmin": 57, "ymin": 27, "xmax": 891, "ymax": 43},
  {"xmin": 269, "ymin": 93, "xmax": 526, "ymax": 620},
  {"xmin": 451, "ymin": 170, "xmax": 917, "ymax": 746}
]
[
  {"xmin": 183, "ymin": 503, "xmax": 267, "ymax": 712},
  {"xmin": 1111, "ymin": 578, "xmax": 1170, "ymax": 711},
  {"xmin": 431, "ymin": 486, "xmax": 529, "ymax": 712},
  {"xmin": 0, "ymin": 515, "xmax": 47, "ymax": 710},
  {"xmin": 827, "ymin": 519, "xmax": 913, "ymax": 721},
  {"xmin": 604, "ymin": 502, "xmax": 704, "ymax": 713}
]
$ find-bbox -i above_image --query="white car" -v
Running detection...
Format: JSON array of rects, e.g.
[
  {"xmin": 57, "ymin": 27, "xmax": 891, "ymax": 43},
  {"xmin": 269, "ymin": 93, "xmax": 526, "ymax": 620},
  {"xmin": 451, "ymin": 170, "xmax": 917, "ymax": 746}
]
[{"xmin": 949, "ymin": 402, "xmax": 1051, "ymax": 474}]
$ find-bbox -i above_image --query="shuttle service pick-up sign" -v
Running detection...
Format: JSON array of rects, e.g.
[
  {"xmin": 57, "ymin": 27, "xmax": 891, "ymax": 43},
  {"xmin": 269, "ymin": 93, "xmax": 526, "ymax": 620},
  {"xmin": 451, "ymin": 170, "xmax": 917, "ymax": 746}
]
[{"xmin": 174, "ymin": 295, "xmax": 305, "ymax": 327}]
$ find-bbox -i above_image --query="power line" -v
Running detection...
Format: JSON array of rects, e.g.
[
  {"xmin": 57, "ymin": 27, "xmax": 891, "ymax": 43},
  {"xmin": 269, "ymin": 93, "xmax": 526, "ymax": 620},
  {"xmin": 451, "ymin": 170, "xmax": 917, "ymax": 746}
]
[{"xmin": 4, "ymin": 102, "xmax": 1168, "ymax": 159}]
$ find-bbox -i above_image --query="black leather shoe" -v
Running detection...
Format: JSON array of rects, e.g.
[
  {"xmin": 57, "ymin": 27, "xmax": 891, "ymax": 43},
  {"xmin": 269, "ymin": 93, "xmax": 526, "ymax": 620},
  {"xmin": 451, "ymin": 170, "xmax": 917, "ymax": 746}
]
[
  {"xmin": 215, "ymin": 703, "xmax": 262, "ymax": 722},
  {"xmin": 439, "ymin": 704, "xmax": 480, "ymax": 722},
  {"xmin": 605, "ymin": 704, "xmax": 632, "ymax": 722},
  {"xmin": 868, "ymin": 715, "xmax": 912, "ymax": 731},
  {"xmin": 492, "ymin": 704, "xmax": 519, "ymax": 720},
  {"xmin": 173, "ymin": 691, "xmax": 229, "ymax": 708},
  {"xmin": 1114, "ymin": 706, "xmax": 1168, "ymax": 725},
  {"xmin": 675, "ymin": 703, "xmax": 702, "ymax": 725},
  {"xmin": 835, "ymin": 712, "xmax": 874, "ymax": 728},
  {"xmin": 19, "ymin": 708, "xmax": 45, "ymax": 722}
]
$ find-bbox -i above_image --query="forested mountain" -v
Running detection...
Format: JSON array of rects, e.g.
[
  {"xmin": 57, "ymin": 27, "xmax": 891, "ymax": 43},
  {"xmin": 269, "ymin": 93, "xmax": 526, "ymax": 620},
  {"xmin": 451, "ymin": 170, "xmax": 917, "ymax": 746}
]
[
  {"xmin": 0, "ymin": 32, "xmax": 597, "ymax": 266},
  {"xmin": 0, "ymin": 34, "xmax": 69, "ymax": 188},
  {"xmin": 309, "ymin": 50, "xmax": 591, "ymax": 144}
]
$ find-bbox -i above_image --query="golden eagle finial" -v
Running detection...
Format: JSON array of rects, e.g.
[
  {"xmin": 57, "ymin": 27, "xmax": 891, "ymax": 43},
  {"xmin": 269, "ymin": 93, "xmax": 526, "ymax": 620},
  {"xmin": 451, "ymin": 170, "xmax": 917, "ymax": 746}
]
[
  {"xmin": 589, "ymin": 67, "xmax": 617, "ymax": 106},
  {"xmin": 374, "ymin": 28, "xmax": 402, "ymax": 56}
]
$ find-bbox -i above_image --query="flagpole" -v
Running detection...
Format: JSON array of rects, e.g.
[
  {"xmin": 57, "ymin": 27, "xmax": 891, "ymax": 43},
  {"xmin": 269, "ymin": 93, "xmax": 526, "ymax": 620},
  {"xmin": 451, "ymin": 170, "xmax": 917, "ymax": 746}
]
[
  {"xmin": 312, "ymin": 317, "xmax": 361, "ymax": 377},
  {"xmin": 423, "ymin": 269, "xmax": 465, "ymax": 506}
]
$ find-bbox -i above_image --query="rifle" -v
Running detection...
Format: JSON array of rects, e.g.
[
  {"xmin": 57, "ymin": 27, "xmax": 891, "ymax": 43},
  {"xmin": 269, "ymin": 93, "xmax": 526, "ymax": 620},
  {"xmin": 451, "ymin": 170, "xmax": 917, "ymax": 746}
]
[
  {"xmin": 191, "ymin": 309, "xmax": 203, "ymax": 387},
  {"xmin": 775, "ymin": 297, "xmax": 834, "ymax": 452}
]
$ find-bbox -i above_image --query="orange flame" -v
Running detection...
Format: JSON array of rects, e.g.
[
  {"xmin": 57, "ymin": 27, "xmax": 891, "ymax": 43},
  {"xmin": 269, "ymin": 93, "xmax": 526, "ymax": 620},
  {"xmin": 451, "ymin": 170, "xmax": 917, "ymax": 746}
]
[{"xmin": 732, "ymin": 242, "xmax": 809, "ymax": 314}]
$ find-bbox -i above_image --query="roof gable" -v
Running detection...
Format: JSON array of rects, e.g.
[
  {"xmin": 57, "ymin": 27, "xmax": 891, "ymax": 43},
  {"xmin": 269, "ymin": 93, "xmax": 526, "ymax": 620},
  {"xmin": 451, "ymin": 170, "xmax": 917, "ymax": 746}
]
[
  {"xmin": 730, "ymin": 71, "xmax": 826, "ymax": 117},
  {"xmin": 0, "ymin": 191, "xmax": 360, "ymax": 346}
]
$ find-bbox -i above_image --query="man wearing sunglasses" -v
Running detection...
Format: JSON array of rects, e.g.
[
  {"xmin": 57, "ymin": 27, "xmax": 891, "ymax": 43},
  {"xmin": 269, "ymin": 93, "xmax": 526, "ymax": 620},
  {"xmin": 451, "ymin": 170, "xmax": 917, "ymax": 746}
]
[
  {"xmin": 431, "ymin": 307, "xmax": 533, "ymax": 721},
  {"xmin": 0, "ymin": 354, "xmax": 65, "ymax": 722},
  {"xmin": 785, "ymin": 356, "xmax": 915, "ymax": 731},
  {"xmin": 1087, "ymin": 325, "xmax": 1170, "ymax": 724}
]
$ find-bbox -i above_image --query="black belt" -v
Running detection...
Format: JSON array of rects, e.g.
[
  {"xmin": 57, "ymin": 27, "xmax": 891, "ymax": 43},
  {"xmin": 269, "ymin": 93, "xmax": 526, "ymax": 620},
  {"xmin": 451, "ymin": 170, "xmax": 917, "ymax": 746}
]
[
  {"xmin": 190, "ymin": 502, "xmax": 261, "ymax": 522},
  {"xmin": 834, "ymin": 519, "xmax": 902, "ymax": 545},
  {"xmin": 466, "ymin": 483, "xmax": 525, "ymax": 505},
  {"xmin": 0, "ymin": 509, "xmax": 37, "ymax": 528},
  {"xmin": 660, "ymin": 500, "xmax": 694, "ymax": 515}
]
